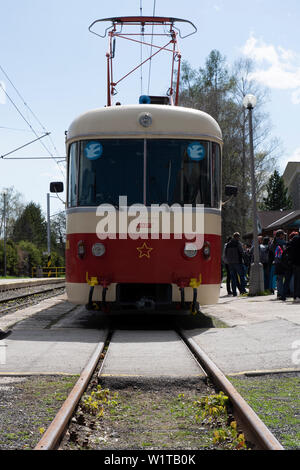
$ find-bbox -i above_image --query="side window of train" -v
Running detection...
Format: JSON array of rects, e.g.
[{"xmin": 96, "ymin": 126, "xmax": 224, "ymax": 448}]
[{"xmin": 68, "ymin": 143, "xmax": 78, "ymax": 207}]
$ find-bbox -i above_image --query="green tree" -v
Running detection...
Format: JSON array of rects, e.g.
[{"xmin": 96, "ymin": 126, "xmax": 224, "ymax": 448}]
[
  {"xmin": 17, "ymin": 240, "xmax": 42, "ymax": 276},
  {"xmin": 261, "ymin": 170, "xmax": 292, "ymax": 211},
  {"xmin": 0, "ymin": 186, "xmax": 25, "ymax": 239},
  {"xmin": 51, "ymin": 211, "xmax": 66, "ymax": 259},
  {"xmin": 0, "ymin": 240, "xmax": 18, "ymax": 276},
  {"xmin": 179, "ymin": 51, "xmax": 279, "ymax": 240},
  {"xmin": 12, "ymin": 202, "xmax": 47, "ymax": 249}
]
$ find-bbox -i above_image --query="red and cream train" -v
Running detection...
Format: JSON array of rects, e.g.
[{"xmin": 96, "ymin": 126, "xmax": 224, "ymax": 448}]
[{"xmin": 51, "ymin": 17, "xmax": 224, "ymax": 312}]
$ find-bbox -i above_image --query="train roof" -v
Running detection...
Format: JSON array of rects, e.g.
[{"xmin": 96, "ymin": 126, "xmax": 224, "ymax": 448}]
[{"xmin": 67, "ymin": 105, "xmax": 222, "ymax": 144}]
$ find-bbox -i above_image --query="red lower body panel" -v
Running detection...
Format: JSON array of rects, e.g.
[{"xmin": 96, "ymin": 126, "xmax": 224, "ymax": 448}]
[{"xmin": 66, "ymin": 234, "xmax": 221, "ymax": 287}]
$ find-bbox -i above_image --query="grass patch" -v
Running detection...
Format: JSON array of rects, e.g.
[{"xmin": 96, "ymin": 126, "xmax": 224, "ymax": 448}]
[
  {"xmin": 0, "ymin": 375, "xmax": 78, "ymax": 450},
  {"xmin": 230, "ymin": 374, "xmax": 300, "ymax": 450}
]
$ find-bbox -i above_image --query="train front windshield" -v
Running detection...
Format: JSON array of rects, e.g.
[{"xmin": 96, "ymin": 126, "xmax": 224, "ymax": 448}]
[{"xmin": 68, "ymin": 139, "xmax": 221, "ymax": 208}]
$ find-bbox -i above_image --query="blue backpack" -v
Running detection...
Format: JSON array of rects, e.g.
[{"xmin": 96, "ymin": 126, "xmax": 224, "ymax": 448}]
[{"xmin": 274, "ymin": 245, "xmax": 283, "ymax": 263}]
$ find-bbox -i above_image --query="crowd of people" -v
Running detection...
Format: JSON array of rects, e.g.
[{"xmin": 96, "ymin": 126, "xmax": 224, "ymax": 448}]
[{"xmin": 222, "ymin": 228, "xmax": 300, "ymax": 302}]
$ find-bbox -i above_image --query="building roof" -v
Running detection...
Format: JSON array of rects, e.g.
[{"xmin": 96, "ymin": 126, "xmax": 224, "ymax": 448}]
[
  {"xmin": 258, "ymin": 210, "xmax": 295, "ymax": 229},
  {"xmin": 258, "ymin": 209, "xmax": 300, "ymax": 233}
]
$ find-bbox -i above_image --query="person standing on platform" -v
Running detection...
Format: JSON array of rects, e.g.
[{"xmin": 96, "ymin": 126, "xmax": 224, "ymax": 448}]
[
  {"xmin": 290, "ymin": 230, "xmax": 300, "ymax": 302},
  {"xmin": 225, "ymin": 232, "xmax": 247, "ymax": 296},
  {"xmin": 222, "ymin": 237, "xmax": 233, "ymax": 295},
  {"xmin": 271, "ymin": 229, "xmax": 287, "ymax": 300},
  {"xmin": 260, "ymin": 237, "xmax": 271, "ymax": 291}
]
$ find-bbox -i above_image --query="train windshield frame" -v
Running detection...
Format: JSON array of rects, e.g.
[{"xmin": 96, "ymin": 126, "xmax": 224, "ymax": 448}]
[{"xmin": 67, "ymin": 139, "xmax": 221, "ymax": 209}]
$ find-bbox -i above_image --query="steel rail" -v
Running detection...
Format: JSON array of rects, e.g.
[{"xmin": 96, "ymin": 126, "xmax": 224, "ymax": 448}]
[
  {"xmin": 0, "ymin": 278, "xmax": 65, "ymax": 293},
  {"xmin": 179, "ymin": 331, "xmax": 284, "ymax": 450},
  {"xmin": 35, "ymin": 331, "xmax": 109, "ymax": 450},
  {"xmin": 0, "ymin": 284, "xmax": 65, "ymax": 304}
]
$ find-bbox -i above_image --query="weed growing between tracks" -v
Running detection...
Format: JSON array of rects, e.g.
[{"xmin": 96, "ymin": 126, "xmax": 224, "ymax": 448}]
[{"xmin": 61, "ymin": 383, "xmax": 250, "ymax": 451}]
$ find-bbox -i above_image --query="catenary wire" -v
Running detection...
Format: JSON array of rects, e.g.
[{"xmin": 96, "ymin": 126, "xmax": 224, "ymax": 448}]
[
  {"xmin": 0, "ymin": 82, "xmax": 65, "ymax": 177},
  {"xmin": 0, "ymin": 66, "xmax": 65, "ymax": 176},
  {"xmin": 0, "ymin": 64, "xmax": 62, "ymax": 160}
]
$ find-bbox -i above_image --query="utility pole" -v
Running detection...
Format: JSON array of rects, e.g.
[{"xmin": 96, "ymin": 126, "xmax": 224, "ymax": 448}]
[
  {"xmin": 47, "ymin": 193, "xmax": 52, "ymax": 277},
  {"xmin": 243, "ymin": 94, "xmax": 264, "ymax": 295},
  {"xmin": 47, "ymin": 193, "xmax": 51, "ymax": 255}
]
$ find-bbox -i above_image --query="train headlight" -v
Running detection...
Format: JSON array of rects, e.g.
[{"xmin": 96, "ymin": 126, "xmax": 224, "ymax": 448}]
[
  {"xmin": 202, "ymin": 241, "xmax": 211, "ymax": 259},
  {"xmin": 92, "ymin": 243, "xmax": 106, "ymax": 257},
  {"xmin": 184, "ymin": 243, "xmax": 198, "ymax": 258},
  {"xmin": 138, "ymin": 112, "xmax": 152, "ymax": 128}
]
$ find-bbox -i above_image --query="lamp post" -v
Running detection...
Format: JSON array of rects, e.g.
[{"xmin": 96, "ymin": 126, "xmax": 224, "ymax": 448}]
[{"xmin": 243, "ymin": 94, "xmax": 264, "ymax": 295}]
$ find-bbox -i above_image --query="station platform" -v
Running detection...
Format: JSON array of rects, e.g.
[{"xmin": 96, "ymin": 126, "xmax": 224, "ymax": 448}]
[
  {"xmin": 186, "ymin": 286, "xmax": 300, "ymax": 376},
  {"xmin": 0, "ymin": 285, "xmax": 299, "ymax": 377}
]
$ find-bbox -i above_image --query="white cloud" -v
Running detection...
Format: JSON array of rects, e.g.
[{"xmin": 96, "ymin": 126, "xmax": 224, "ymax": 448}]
[
  {"xmin": 242, "ymin": 34, "xmax": 300, "ymax": 103},
  {"xmin": 280, "ymin": 147, "xmax": 300, "ymax": 172}
]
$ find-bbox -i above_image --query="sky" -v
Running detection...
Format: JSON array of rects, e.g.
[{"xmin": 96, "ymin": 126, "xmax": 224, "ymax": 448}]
[{"xmin": 1, "ymin": 0, "xmax": 300, "ymax": 218}]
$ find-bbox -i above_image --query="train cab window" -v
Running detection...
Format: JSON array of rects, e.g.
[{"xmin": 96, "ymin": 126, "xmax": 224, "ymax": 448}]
[
  {"xmin": 68, "ymin": 143, "xmax": 78, "ymax": 207},
  {"xmin": 146, "ymin": 140, "xmax": 212, "ymax": 206},
  {"xmin": 78, "ymin": 139, "xmax": 144, "ymax": 206},
  {"xmin": 69, "ymin": 138, "xmax": 221, "ymax": 209}
]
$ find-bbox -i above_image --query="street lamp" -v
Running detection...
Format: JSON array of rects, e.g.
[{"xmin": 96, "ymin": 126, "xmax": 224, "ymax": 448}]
[{"xmin": 243, "ymin": 94, "xmax": 264, "ymax": 295}]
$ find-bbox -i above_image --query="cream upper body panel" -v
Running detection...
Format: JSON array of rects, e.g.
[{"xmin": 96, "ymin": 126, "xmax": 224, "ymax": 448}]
[{"xmin": 66, "ymin": 105, "xmax": 223, "ymax": 144}]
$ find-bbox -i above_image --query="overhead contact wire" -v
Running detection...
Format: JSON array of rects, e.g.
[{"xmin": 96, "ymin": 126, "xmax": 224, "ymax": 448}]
[{"xmin": 0, "ymin": 65, "xmax": 65, "ymax": 175}]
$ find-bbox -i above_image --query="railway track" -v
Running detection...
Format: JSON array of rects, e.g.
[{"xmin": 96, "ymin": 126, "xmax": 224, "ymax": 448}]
[
  {"xmin": 0, "ymin": 279, "xmax": 65, "ymax": 316},
  {"xmin": 35, "ymin": 328, "xmax": 284, "ymax": 451}
]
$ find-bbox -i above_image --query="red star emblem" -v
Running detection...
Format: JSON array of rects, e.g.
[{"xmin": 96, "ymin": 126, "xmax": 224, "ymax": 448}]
[{"xmin": 137, "ymin": 242, "xmax": 153, "ymax": 259}]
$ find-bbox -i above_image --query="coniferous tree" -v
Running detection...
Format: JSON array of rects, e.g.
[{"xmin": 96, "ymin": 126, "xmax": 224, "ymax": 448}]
[
  {"xmin": 12, "ymin": 202, "xmax": 47, "ymax": 249},
  {"xmin": 261, "ymin": 170, "xmax": 292, "ymax": 211}
]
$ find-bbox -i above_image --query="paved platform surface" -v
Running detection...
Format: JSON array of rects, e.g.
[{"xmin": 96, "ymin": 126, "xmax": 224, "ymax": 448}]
[
  {"xmin": 0, "ymin": 296, "xmax": 107, "ymax": 375},
  {"xmin": 187, "ymin": 287, "xmax": 300, "ymax": 375}
]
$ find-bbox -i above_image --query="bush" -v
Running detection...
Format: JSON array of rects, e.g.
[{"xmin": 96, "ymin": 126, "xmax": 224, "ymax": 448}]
[
  {"xmin": 0, "ymin": 240, "xmax": 18, "ymax": 276},
  {"xmin": 17, "ymin": 241, "xmax": 43, "ymax": 276},
  {"xmin": 0, "ymin": 238, "xmax": 65, "ymax": 277}
]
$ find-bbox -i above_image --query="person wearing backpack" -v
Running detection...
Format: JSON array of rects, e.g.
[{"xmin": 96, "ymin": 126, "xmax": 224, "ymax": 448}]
[
  {"xmin": 271, "ymin": 229, "xmax": 287, "ymax": 300},
  {"xmin": 260, "ymin": 237, "xmax": 270, "ymax": 291},
  {"xmin": 225, "ymin": 232, "xmax": 247, "ymax": 296},
  {"xmin": 289, "ymin": 230, "xmax": 300, "ymax": 302}
]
